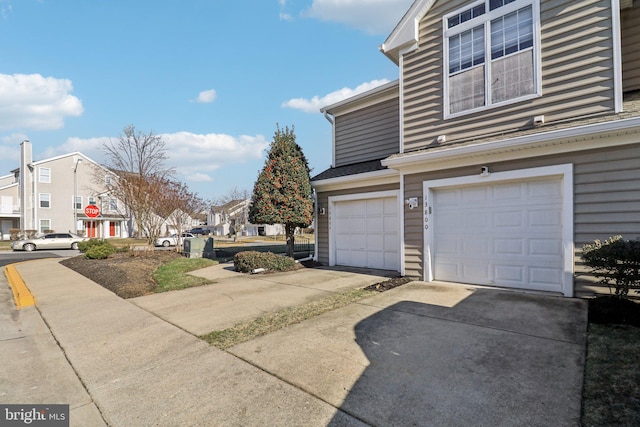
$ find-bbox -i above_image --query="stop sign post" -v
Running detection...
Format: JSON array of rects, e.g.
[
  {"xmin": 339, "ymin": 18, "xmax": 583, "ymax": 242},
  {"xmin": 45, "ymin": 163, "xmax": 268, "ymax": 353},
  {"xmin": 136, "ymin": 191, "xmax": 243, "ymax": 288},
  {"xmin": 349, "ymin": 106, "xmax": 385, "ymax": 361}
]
[{"xmin": 84, "ymin": 204, "xmax": 100, "ymax": 218}]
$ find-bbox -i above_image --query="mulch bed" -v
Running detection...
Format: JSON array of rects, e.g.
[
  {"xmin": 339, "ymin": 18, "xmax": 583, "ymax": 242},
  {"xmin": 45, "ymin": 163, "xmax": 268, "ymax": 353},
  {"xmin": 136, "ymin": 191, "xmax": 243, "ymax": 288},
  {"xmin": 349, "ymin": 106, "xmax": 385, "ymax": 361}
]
[
  {"xmin": 364, "ymin": 277, "xmax": 413, "ymax": 292},
  {"xmin": 589, "ymin": 296, "xmax": 640, "ymax": 327}
]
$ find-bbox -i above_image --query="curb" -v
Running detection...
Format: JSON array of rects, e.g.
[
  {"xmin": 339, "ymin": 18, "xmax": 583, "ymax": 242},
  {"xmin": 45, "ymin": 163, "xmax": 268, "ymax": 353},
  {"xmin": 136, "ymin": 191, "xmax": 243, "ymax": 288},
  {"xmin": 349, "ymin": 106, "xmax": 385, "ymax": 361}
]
[{"xmin": 4, "ymin": 263, "xmax": 36, "ymax": 309}]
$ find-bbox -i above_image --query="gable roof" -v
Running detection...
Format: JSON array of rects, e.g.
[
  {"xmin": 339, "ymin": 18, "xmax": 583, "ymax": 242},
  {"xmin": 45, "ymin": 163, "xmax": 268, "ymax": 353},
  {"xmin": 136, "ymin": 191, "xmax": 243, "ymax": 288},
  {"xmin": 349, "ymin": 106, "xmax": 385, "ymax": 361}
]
[{"xmin": 379, "ymin": 0, "xmax": 437, "ymax": 64}]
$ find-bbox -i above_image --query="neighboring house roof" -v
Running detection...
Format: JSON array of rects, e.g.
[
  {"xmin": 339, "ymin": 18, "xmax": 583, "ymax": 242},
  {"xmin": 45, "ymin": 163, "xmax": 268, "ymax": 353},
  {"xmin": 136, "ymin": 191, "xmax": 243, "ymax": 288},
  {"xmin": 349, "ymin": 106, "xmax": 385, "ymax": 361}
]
[
  {"xmin": 320, "ymin": 80, "xmax": 399, "ymax": 114},
  {"xmin": 311, "ymin": 159, "xmax": 389, "ymax": 181}
]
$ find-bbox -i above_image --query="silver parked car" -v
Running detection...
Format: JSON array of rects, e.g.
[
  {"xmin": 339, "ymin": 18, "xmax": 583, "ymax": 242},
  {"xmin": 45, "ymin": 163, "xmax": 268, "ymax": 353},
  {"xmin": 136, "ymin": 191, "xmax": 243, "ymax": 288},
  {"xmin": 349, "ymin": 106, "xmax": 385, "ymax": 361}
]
[
  {"xmin": 11, "ymin": 233, "xmax": 88, "ymax": 251},
  {"xmin": 155, "ymin": 232, "xmax": 195, "ymax": 247}
]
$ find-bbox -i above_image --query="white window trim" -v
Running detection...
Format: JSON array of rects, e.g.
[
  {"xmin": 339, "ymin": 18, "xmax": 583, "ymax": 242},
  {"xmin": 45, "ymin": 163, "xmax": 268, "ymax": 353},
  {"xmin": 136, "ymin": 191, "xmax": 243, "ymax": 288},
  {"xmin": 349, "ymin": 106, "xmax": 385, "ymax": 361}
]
[
  {"xmin": 39, "ymin": 193, "xmax": 51, "ymax": 209},
  {"xmin": 442, "ymin": 0, "xmax": 542, "ymax": 119},
  {"xmin": 327, "ymin": 190, "xmax": 401, "ymax": 268},
  {"xmin": 422, "ymin": 164, "xmax": 574, "ymax": 297},
  {"xmin": 39, "ymin": 219, "xmax": 51, "ymax": 233},
  {"xmin": 73, "ymin": 195, "xmax": 83, "ymax": 210},
  {"xmin": 39, "ymin": 167, "xmax": 51, "ymax": 183}
]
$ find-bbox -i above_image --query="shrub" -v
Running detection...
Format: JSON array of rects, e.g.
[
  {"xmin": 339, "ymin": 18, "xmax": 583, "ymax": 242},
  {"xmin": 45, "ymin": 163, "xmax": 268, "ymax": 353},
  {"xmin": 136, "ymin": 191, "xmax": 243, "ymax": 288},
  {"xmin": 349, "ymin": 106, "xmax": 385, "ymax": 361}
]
[
  {"xmin": 78, "ymin": 238, "xmax": 108, "ymax": 253},
  {"xmin": 9, "ymin": 228, "xmax": 21, "ymax": 241},
  {"xmin": 79, "ymin": 239, "xmax": 117, "ymax": 259},
  {"xmin": 234, "ymin": 251, "xmax": 296, "ymax": 273},
  {"xmin": 582, "ymin": 235, "xmax": 640, "ymax": 298}
]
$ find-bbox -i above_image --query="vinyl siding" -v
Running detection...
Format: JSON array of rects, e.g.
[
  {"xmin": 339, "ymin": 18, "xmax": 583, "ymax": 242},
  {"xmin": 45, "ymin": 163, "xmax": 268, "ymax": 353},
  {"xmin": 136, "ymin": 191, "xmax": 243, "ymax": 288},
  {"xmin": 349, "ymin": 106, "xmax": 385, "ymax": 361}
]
[
  {"xmin": 622, "ymin": 1, "xmax": 640, "ymax": 92},
  {"xmin": 334, "ymin": 97, "xmax": 400, "ymax": 167},
  {"xmin": 315, "ymin": 183, "xmax": 400, "ymax": 266},
  {"xmin": 402, "ymin": 0, "xmax": 616, "ymax": 152},
  {"xmin": 402, "ymin": 143, "xmax": 640, "ymax": 280}
]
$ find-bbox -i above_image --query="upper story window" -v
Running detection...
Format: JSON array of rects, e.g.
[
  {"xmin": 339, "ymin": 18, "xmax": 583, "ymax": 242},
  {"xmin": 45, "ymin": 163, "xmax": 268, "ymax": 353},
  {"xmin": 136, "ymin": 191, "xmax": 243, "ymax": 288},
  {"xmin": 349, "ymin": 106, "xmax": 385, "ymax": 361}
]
[
  {"xmin": 109, "ymin": 198, "xmax": 117, "ymax": 211},
  {"xmin": 105, "ymin": 175, "xmax": 112, "ymax": 186},
  {"xmin": 444, "ymin": 0, "xmax": 539, "ymax": 117},
  {"xmin": 39, "ymin": 167, "xmax": 51, "ymax": 183},
  {"xmin": 73, "ymin": 196, "xmax": 82, "ymax": 210},
  {"xmin": 39, "ymin": 193, "xmax": 51, "ymax": 208}
]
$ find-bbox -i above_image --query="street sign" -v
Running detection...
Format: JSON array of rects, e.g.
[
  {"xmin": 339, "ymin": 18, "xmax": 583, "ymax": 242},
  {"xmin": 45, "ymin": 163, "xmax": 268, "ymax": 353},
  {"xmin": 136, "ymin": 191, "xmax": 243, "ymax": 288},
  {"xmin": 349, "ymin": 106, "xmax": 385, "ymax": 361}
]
[{"xmin": 84, "ymin": 204, "xmax": 100, "ymax": 218}]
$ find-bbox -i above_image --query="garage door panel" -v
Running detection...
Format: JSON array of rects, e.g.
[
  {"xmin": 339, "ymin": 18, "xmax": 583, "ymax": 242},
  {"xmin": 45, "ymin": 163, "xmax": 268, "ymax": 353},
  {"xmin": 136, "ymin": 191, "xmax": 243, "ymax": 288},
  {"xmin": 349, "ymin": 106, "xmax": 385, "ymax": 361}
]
[
  {"xmin": 529, "ymin": 239, "xmax": 562, "ymax": 256},
  {"xmin": 528, "ymin": 180, "xmax": 562, "ymax": 199},
  {"xmin": 494, "ymin": 265, "xmax": 525, "ymax": 283},
  {"xmin": 367, "ymin": 234, "xmax": 383, "ymax": 248},
  {"xmin": 432, "ymin": 177, "xmax": 563, "ymax": 293},
  {"xmin": 528, "ymin": 209, "xmax": 561, "ymax": 227},
  {"xmin": 462, "ymin": 238, "xmax": 489, "ymax": 254},
  {"xmin": 463, "ymin": 263, "xmax": 491, "ymax": 281},
  {"xmin": 333, "ymin": 196, "xmax": 399, "ymax": 271},
  {"xmin": 494, "ymin": 210, "xmax": 523, "ymax": 227},
  {"xmin": 529, "ymin": 267, "xmax": 563, "ymax": 287},
  {"xmin": 494, "ymin": 238, "xmax": 524, "ymax": 255},
  {"xmin": 461, "ymin": 186, "xmax": 488, "ymax": 203}
]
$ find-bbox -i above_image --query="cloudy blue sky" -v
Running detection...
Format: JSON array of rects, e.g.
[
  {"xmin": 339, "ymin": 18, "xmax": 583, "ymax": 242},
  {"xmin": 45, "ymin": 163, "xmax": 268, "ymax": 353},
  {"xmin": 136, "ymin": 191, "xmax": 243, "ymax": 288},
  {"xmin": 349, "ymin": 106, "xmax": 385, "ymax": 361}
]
[{"xmin": 0, "ymin": 0, "xmax": 413, "ymax": 201}]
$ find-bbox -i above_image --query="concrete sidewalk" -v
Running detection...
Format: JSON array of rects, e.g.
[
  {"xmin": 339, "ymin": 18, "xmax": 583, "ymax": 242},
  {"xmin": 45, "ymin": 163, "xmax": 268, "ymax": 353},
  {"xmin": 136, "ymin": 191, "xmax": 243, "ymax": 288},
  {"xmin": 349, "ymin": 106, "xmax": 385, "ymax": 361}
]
[
  {"xmin": 4, "ymin": 258, "xmax": 588, "ymax": 426},
  {"xmin": 130, "ymin": 262, "xmax": 397, "ymax": 335},
  {"xmin": 9, "ymin": 259, "xmax": 364, "ymax": 426}
]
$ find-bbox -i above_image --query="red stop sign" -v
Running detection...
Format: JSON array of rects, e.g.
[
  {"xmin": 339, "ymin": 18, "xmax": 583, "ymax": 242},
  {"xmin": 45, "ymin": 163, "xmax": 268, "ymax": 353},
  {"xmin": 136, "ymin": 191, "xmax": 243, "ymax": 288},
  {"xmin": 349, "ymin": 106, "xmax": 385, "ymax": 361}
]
[{"xmin": 84, "ymin": 204, "xmax": 100, "ymax": 218}]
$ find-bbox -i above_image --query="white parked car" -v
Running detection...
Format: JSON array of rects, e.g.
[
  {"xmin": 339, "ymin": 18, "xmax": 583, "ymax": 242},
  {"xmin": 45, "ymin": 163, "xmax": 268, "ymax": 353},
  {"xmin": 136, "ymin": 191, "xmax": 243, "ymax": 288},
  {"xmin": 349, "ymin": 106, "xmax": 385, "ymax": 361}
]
[
  {"xmin": 155, "ymin": 232, "xmax": 195, "ymax": 247},
  {"xmin": 11, "ymin": 233, "xmax": 88, "ymax": 251}
]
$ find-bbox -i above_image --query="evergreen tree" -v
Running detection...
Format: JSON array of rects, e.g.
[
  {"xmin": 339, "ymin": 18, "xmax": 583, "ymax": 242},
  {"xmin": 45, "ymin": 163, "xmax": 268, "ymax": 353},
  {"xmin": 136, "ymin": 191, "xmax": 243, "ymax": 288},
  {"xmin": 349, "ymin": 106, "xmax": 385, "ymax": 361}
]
[{"xmin": 249, "ymin": 125, "xmax": 313, "ymax": 257}]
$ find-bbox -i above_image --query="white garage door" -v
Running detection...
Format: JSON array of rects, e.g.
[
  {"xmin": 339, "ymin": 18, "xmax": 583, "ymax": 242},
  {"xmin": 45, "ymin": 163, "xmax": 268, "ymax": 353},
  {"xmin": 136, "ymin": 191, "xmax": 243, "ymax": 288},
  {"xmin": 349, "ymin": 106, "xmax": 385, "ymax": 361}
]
[
  {"xmin": 433, "ymin": 177, "xmax": 563, "ymax": 293},
  {"xmin": 333, "ymin": 197, "xmax": 399, "ymax": 271}
]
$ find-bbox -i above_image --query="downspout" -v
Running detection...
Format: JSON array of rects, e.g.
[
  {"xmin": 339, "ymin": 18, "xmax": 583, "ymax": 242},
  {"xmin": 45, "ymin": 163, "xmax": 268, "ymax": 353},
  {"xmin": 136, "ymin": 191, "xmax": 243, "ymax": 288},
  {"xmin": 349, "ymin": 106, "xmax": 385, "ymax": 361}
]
[
  {"xmin": 319, "ymin": 109, "xmax": 335, "ymax": 263},
  {"xmin": 323, "ymin": 110, "xmax": 335, "ymax": 167},
  {"xmin": 313, "ymin": 189, "xmax": 318, "ymax": 262}
]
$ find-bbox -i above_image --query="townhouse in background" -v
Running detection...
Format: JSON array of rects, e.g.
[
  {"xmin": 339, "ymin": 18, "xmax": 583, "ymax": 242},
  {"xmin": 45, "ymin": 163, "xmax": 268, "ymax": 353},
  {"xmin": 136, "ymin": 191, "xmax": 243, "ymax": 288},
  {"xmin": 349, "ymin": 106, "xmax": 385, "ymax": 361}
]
[
  {"xmin": 311, "ymin": 0, "xmax": 640, "ymax": 297},
  {"xmin": 208, "ymin": 199, "xmax": 285, "ymax": 237},
  {"xmin": 0, "ymin": 140, "xmax": 129, "ymax": 240}
]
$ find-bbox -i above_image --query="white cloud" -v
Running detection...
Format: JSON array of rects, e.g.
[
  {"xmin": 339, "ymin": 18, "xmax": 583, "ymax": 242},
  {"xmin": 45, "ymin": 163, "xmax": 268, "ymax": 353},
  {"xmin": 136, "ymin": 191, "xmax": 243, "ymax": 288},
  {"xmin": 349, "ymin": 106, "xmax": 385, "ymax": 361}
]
[
  {"xmin": 161, "ymin": 132, "xmax": 268, "ymax": 180},
  {"xmin": 41, "ymin": 136, "xmax": 110, "ymax": 162},
  {"xmin": 304, "ymin": 0, "xmax": 414, "ymax": 34},
  {"xmin": 36, "ymin": 131, "xmax": 268, "ymax": 187},
  {"xmin": 193, "ymin": 89, "xmax": 217, "ymax": 104},
  {"xmin": 0, "ymin": 73, "xmax": 83, "ymax": 131},
  {"xmin": 186, "ymin": 173, "xmax": 214, "ymax": 182},
  {"xmin": 279, "ymin": 12, "xmax": 293, "ymax": 21},
  {"xmin": 1, "ymin": 0, "xmax": 12, "ymax": 20},
  {"xmin": 281, "ymin": 79, "xmax": 390, "ymax": 113}
]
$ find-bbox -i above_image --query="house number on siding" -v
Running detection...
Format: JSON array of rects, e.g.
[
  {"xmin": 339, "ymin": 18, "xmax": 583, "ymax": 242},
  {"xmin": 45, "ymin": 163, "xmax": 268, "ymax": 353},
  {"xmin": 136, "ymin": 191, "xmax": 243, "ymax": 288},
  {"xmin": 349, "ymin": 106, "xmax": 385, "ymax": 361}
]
[{"xmin": 424, "ymin": 199, "xmax": 430, "ymax": 230}]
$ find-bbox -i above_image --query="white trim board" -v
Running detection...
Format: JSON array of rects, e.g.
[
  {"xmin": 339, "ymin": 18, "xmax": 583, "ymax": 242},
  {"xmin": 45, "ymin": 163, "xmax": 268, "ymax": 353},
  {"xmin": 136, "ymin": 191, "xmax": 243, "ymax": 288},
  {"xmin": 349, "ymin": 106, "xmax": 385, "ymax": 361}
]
[{"xmin": 422, "ymin": 164, "xmax": 574, "ymax": 297}]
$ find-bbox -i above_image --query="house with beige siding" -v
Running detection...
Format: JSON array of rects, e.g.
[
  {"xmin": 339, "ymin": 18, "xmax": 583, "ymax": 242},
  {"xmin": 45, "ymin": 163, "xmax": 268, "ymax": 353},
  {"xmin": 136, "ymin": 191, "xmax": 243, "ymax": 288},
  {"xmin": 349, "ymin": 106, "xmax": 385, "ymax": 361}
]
[
  {"xmin": 311, "ymin": 0, "xmax": 640, "ymax": 297},
  {"xmin": 0, "ymin": 140, "xmax": 128, "ymax": 240}
]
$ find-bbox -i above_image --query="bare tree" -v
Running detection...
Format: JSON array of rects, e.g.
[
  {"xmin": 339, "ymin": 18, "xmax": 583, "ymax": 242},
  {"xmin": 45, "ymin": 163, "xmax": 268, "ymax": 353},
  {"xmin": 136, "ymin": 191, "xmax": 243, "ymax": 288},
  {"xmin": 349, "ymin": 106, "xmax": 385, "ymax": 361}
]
[
  {"xmin": 101, "ymin": 125, "xmax": 175, "ymax": 245},
  {"xmin": 164, "ymin": 181, "xmax": 207, "ymax": 251},
  {"xmin": 212, "ymin": 186, "xmax": 250, "ymax": 206}
]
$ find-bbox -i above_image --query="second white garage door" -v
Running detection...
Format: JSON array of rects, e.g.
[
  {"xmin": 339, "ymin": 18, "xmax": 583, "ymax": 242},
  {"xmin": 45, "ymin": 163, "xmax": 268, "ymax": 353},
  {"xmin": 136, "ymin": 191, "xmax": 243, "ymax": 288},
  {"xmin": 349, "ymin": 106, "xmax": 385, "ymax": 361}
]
[
  {"xmin": 432, "ymin": 177, "xmax": 564, "ymax": 293},
  {"xmin": 333, "ymin": 197, "xmax": 399, "ymax": 271}
]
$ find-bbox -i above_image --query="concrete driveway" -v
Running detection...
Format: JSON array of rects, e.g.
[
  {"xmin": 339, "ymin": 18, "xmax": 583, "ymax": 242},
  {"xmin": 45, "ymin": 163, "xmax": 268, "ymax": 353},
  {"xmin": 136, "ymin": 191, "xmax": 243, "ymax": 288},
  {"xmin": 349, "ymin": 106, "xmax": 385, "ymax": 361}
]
[
  {"xmin": 227, "ymin": 281, "xmax": 588, "ymax": 426},
  {"xmin": 6, "ymin": 259, "xmax": 587, "ymax": 426}
]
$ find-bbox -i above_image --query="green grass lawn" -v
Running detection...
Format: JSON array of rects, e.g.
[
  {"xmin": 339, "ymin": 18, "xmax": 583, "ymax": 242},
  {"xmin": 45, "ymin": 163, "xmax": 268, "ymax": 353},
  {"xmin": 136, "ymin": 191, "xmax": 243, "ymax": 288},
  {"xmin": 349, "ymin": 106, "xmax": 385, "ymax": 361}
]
[
  {"xmin": 200, "ymin": 288, "xmax": 376, "ymax": 349},
  {"xmin": 152, "ymin": 257, "xmax": 218, "ymax": 293},
  {"xmin": 582, "ymin": 322, "xmax": 640, "ymax": 426}
]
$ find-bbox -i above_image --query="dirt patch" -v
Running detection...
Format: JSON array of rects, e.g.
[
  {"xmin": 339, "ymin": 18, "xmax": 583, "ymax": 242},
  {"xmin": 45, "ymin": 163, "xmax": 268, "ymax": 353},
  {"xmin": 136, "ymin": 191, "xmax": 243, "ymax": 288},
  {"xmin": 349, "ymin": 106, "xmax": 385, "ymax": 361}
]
[
  {"xmin": 364, "ymin": 277, "xmax": 413, "ymax": 292},
  {"xmin": 60, "ymin": 251, "xmax": 182, "ymax": 299}
]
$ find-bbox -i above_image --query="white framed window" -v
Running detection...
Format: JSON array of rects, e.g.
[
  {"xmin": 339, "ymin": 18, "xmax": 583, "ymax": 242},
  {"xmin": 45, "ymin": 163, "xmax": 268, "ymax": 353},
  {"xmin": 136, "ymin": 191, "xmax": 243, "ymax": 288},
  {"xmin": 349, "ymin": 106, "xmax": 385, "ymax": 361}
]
[
  {"xmin": 109, "ymin": 198, "xmax": 118, "ymax": 211},
  {"xmin": 444, "ymin": 0, "xmax": 540, "ymax": 117},
  {"xmin": 73, "ymin": 196, "xmax": 82, "ymax": 210},
  {"xmin": 39, "ymin": 193, "xmax": 51, "ymax": 208},
  {"xmin": 39, "ymin": 167, "xmax": 51, "ymax": 183},
  {"xmin": 105, "ymin": 175, "xmax": 112, "ymax": 185},
  {"xmin": 40, "ymin": 219, "xmax": 51, "ymax": 233}
]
